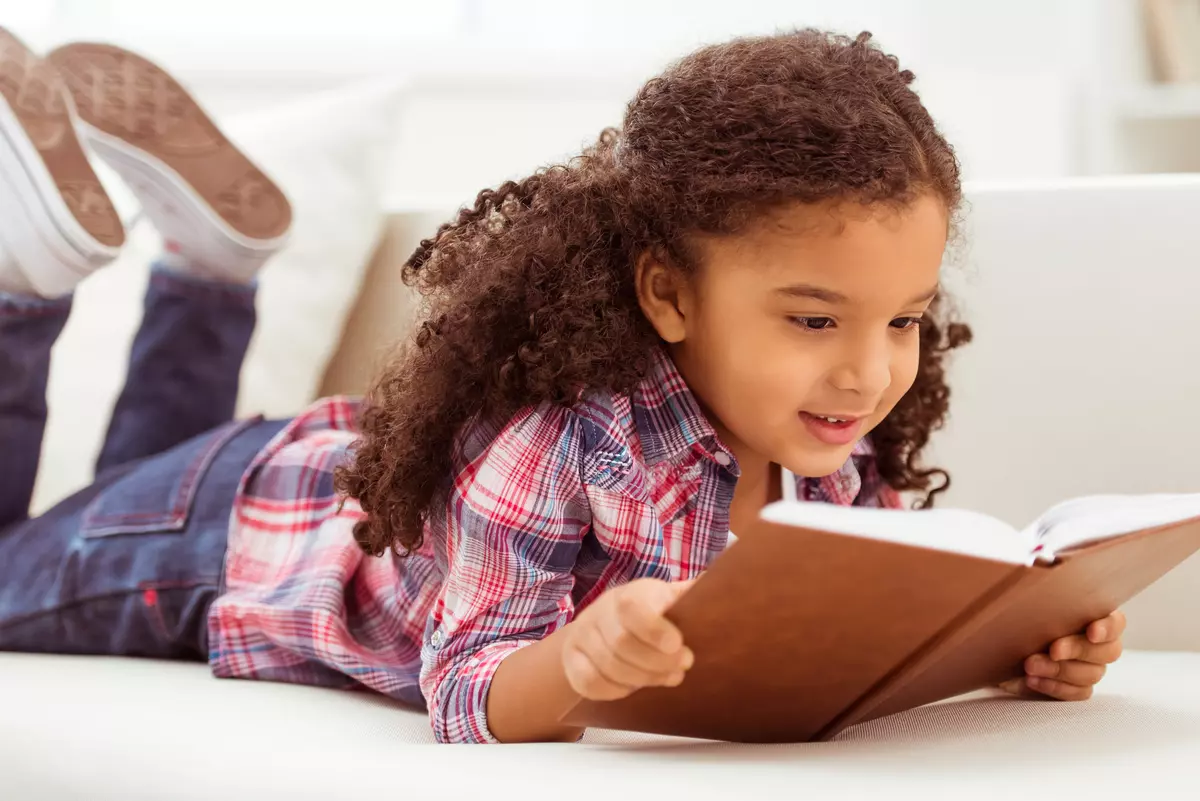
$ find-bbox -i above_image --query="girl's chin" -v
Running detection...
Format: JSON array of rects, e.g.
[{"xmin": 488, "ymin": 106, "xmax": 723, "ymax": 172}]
[{"xmin": 781, "ymin": 445, "xmax": 857, "ymax": 480}]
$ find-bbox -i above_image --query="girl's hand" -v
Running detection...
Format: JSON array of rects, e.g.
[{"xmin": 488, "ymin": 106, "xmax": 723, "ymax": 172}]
[
  {"xmin": 1001, "ymin": 610, "xmax": 1126, "ymax": 701},
  {"xmin": 561, "ymin": 578, "xmax": 696, "ymax": 701}
]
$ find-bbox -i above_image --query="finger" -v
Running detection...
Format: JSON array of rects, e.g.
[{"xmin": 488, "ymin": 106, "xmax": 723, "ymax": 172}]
[
  {"xmin": 1025, "ymin": 676, "xmax": 1095, "ymax": 701},
  {"xmin": 1087, "ymin": 610, "xmax": 1127, "ymax": 644},
  {"xmin": 1049, "ymin": 634, "xmax": 1123, "ymax": 664},
  {"xmin": 1025, "ymin": 654, "xmax": 1107, "ymax": 686},
  {"xmin": 562, "ymin": 643, "xmax": 634, "ymax": 700},
  {"xmin": 578, "ymin": 622, "xmax": 683, "ymax": 690},
  {"xmin": 599, "ymin": 611, "xmax": 693, "ymax": 675},
  {"xmin": 616, "ymin": 582, "xmax": 688, "ymax": 653}
]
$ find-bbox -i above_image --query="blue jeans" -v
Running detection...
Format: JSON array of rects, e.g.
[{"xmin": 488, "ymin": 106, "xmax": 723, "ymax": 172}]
[{"xmin": 0, "ymin": 267, "xmax": 287, "ymax": 659}]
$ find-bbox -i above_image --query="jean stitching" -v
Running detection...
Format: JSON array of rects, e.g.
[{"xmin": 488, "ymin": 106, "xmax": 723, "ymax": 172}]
[
  {"xmin": 81, "ymin": 417, "xmax": 261, "ymax": 530},
  {"xmin": 143, "ymin": 586, "xmax": 170, "ymax": 642},
  {"xmin": 0, "ymin": 581, "xmax": 219, "ymax": 632}
]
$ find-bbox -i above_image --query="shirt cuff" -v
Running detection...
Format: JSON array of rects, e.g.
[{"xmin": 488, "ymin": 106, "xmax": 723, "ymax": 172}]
[{"xmin": 431, "ymin": 639, "xmax": 537, "ymax": 744}]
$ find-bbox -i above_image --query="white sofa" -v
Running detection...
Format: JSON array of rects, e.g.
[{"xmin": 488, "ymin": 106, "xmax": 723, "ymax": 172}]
[{"xmin": 2, "ymin": 177, "xmax": 1199, "ymax": 799}]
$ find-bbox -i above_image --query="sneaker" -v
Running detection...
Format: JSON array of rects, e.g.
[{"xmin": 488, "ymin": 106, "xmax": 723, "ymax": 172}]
[
  {"xmin": 46, "ymin": 42, "xmax": 292, "ymax": 285},
  {"xmin": 0, "ymin": 28, "xmax": 123, "ymax": 297}
]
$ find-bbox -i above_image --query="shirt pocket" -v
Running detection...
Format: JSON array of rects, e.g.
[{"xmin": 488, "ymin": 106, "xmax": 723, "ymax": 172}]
[{"xmin": 79, "ymin": 417, "xmax": 263, "ymax": 539}]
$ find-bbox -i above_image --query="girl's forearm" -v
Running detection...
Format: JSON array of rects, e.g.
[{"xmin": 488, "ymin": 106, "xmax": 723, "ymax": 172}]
[{"xmin": 486, "ymin": 625, "xmax": 587, "ymax": 743}]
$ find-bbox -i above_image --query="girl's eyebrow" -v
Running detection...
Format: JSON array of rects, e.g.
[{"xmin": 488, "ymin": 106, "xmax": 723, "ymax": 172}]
[
  {"xmin": 775, "ymin": 284, "xmax": 848, "ymax": 303},
  {"xmin": 776, "ymin": 284, "xmax": 940, "ymax": 305},
  {"xmin": 907, "ymin": 285, "xmax": 941, "ymax": 305}
]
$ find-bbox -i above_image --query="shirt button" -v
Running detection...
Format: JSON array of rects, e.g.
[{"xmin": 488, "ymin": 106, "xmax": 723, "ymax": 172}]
[
  {"xmin": 431, "ymin": 630, "xmax": 445, "ymax": 648},
  {"xmin": 713, "ymin": 451, "xmax": 732, "ymax": 467}
]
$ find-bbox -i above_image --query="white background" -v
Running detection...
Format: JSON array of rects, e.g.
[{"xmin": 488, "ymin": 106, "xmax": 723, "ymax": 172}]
[{"xmin": 5, "ymin": 0, "xmax": 1198, "ymax": 208}]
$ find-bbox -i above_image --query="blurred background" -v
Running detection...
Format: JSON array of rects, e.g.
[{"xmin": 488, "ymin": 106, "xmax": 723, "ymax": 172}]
[
  {"xmin": 8, "ymin": 0, "xmax": 1200, "ymax": 515},
  {"xmin": 5, "ymin": 0, "xmax": 1200, "ymax": 211}
]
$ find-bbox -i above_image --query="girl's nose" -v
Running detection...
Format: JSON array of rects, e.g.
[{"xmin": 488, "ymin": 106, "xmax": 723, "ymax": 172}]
[{"xmin": 828, "ymin": 336, "xmax": 892, "ymax": 398}]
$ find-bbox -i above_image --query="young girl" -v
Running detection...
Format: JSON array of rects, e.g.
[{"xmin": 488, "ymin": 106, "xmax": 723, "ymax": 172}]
[{"xmin": 0, "ymin": 28, "xmax": 1125, "ymax": 744}]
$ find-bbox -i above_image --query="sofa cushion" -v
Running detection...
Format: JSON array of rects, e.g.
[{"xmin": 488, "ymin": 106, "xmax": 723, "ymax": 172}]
[{"xmin": 0, "ymin": 650, "xmax": 1195, "ymax": 798}]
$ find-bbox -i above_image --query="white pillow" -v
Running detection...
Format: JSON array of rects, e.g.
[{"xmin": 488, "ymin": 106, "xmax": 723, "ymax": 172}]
[{"xmin": 32, "ymin": 79, "xmax": 404, "ymax": 514}]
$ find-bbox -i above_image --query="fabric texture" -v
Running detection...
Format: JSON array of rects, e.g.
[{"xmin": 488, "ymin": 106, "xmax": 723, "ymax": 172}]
[
  {"xmin": 1, "ymin": 650, "xmax": 1197, "ymax": 799},
  {"xmin": 209, "ymin": 348, "xmax": 900, "ymax": 743},
  {"xmin": 32, "ymin": 79, "xmax": 403, "ymax": 514},
  {"xmin": 0, "ymin": 418, "xmax": 283, "ymax": 658}
]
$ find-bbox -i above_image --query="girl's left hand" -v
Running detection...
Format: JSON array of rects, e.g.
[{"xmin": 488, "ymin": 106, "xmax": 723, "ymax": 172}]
[{"xmin": 999, "ymin": 610, "xmax": 1126, "ymax": 701}]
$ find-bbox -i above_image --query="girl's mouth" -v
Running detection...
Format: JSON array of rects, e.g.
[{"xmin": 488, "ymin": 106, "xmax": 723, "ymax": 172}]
[{"xmin": 799, "ymin": 411, "xmax": 865, "ymax": 445}]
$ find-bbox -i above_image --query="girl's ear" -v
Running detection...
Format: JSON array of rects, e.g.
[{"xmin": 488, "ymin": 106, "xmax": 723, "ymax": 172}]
[{"xmin": 635, "ymin": 248, "xmax": 690, "ymax": 344}]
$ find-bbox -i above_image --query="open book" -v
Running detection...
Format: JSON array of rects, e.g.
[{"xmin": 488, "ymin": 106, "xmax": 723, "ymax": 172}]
[
  {"xmin": 761, "ymin": 493, "xmax": 1200, "ymax": 566},
  {"xmin": 563, "ymin": 493, "xmax": 1200, "ymax": 743}
]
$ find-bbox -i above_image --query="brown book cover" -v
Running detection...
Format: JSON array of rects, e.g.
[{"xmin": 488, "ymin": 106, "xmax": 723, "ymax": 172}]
[{"xmin": 561, "ymin": 513, "xmax": 1200, "ymax": 742}]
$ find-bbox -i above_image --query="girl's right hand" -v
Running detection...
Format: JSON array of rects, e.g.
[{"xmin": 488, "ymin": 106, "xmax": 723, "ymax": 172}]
[{"xmin": 561, "ymin": 578, "xmax": 696, "ymax": 701}]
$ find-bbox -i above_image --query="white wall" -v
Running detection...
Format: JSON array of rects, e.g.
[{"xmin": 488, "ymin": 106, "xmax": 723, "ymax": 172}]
[{"xmin": 9, "ymin": 0, "xmax": 1190, "ymax": 208}]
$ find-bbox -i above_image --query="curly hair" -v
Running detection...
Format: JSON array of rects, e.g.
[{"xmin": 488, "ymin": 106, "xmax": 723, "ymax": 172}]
[{"xmin": 336, "ymin": 28, "xmax": 973, "ymax": 557}]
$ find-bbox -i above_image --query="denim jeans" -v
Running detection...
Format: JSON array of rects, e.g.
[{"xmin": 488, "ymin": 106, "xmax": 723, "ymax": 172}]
[{"xmin": 0, "ymin": 267, "xmax": 287, "ymax": 659}]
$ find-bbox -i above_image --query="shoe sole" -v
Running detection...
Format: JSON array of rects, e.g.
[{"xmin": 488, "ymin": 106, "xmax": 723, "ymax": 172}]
[
  {"xmin": 0, "ymin": 29, "xmax": 123, "ymax": 295},
  {"xmin": 47, "ymin": 42, "xmax": 291, "ymax": 246}
]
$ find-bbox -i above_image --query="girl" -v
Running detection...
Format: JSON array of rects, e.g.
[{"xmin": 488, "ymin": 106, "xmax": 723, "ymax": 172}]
[{"xmin": 0, "ymin": 28, "xmax": 1125, "ymax": 744}]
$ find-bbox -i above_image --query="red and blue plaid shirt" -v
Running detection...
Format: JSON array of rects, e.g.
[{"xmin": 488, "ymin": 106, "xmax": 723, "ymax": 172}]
[{"xmin": 208, "ymin": 349, "xmax": 901, "ymax": 743}]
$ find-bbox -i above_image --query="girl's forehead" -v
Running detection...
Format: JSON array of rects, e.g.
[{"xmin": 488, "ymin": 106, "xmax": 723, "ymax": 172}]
[{"xmin": 699, "ymin": 195, "xmax": 948, "ymax": 289}]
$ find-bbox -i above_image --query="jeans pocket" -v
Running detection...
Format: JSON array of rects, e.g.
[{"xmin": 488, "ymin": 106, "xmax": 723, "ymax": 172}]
[{"xmin": 79, "ymin": 417, "xmax": 262, "ymax": 539}]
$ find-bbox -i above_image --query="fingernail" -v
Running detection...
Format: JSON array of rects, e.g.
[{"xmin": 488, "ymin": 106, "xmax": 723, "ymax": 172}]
[
  {"xmin": 999, "ymin": 679, "xmax": 1023, "ymax": 695},
  {"xmin": 1092, "ymin": 624, "xmax": 1106, "ymax": 642},
  {"xmin": 681, "ymin": 648, "xmax": 695, "ymax": 670},
  {"xmin": 1027, "ymin": 677, "xmax": 1045, "ymax": 692},
  {"xmin": 668, "ymin": 671, "xmax": 685, "ymax": 686}
]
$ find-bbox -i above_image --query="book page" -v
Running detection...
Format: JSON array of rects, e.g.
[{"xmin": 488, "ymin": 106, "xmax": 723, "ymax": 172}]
[
  {"xmin": 1025, "ymin": 493, "xmax": 1200, "ymax": 558},
  {"xmin": 759, "ymin": 502, "xmax": 1034, "ymax": 564}
]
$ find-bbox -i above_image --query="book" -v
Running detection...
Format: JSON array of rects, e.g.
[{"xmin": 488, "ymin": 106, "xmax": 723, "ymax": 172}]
[{"xmin": 561, "ymin": 493, "xmax": 1200, "ymax": 742}]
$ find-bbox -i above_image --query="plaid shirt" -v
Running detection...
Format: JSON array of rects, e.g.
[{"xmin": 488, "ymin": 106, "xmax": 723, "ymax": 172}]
[{"xmin": 208, "ymin": 349, "xmax": 900, "ymax": 743}]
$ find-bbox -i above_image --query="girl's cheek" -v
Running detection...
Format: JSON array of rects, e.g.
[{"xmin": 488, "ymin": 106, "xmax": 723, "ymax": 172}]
[{"xmin": 891, "ymin": 355, "xmax": 921, "ymax": 400}]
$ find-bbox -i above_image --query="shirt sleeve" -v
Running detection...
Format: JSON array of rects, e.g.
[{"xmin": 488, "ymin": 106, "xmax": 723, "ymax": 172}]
[{"xmin": 419, "ymin": 403, "xmax": 591, "ymax": 744}]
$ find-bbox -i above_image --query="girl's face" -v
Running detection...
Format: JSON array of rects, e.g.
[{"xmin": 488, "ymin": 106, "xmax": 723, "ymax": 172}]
[{"xmin": 637, "ymin": 194, "xmax": 949, "ymax": 479}]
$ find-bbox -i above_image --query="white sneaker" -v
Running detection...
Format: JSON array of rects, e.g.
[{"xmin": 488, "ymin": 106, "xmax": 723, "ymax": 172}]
[
  {"xmin": 47, "ymin": 42, "xmax": 292, "ymax": 285},
  {"xmin": 0, "ymin": 28, "xmax": 124, "ymax": 297}
]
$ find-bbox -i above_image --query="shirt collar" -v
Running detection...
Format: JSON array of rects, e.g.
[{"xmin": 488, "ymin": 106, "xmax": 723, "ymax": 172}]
[
  {"xmin": 631, "ymin": 348, "xmax": 727, "ymax": 469},
  {"xmin": 802, "ymin": 437, "xmax": 875, "ymax": 504}
]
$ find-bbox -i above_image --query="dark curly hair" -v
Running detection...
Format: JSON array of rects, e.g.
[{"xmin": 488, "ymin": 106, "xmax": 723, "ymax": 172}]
[{"xmin": 337, "ymin": 28, "xmax": 973, "ymax": 557}]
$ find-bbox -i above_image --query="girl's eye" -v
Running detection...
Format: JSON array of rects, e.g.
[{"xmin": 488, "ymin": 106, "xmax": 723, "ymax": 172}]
[
  {"xmin": 890, "ymin": 317, "xmax": 923, "ymax": 331},
  {"xmin": 790, "ymin": 316, "xmax": 835, "ymax": 331}
]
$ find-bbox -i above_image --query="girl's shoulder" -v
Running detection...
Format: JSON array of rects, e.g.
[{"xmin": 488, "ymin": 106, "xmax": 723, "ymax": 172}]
[{"xmin": 451, "ymin": 385, "xmax": 649, "ymax": 488}]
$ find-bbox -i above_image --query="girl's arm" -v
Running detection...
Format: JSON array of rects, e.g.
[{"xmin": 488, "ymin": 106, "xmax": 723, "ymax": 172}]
[
  {"xmin": 419, "ymin": 403, "xmax": 693, "ymax": 744},
  {"xmin": 488, "ymin": 577, "xmax": 693, "ymax": 743},
  {"xmin": 418, "ymin": 403, "xmax": 591, "ymax": 744},
  {"xmin": 486, "ymin": 625, "xmax": 584, "ymax": 742}
]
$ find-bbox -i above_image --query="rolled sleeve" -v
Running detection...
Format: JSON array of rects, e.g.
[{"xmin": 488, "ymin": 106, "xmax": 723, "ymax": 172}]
[
  {"xmin": 427, "ymin": 640, "xmax": 535, "ymax": 743},
  {"xmin": 419, "ymin": 403, "xmax": 590, "ymax": 744}
]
